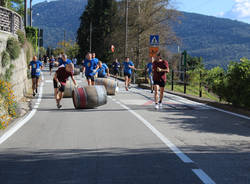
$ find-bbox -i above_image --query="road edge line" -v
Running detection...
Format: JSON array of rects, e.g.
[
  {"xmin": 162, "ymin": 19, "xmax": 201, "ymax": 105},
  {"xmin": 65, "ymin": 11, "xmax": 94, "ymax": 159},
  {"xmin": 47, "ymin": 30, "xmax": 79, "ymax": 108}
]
[{"xmin": 0, "ymin": 74, "xmax": 44, "ymax": 145}]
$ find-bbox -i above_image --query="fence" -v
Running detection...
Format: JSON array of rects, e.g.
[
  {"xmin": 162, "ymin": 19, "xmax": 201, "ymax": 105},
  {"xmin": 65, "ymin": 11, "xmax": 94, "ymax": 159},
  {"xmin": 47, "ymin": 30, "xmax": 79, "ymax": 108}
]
[
  {"xmin": 0, "ymin": 6, "xmax": 24, "ymax": 34},
  {"xmin": 167, "ymin": 70, "xmax": 203, "ymax": 97}
]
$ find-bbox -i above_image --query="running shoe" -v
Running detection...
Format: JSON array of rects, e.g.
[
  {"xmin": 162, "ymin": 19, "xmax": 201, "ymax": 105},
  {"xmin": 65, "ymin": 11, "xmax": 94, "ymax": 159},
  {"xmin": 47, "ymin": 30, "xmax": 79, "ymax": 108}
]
[
  {"xmin": 57, "ymin": 103, "xmax": 62, "ymax": 109},
  {"xmin": 155, "ymin": 103, "xmax": 159, "ymax": 110}
]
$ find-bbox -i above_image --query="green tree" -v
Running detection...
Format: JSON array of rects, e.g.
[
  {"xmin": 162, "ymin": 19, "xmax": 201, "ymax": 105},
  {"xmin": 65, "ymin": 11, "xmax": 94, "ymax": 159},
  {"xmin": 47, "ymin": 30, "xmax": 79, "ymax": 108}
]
[
  {"xmin": 204, "ymin": 66, "xmax": 225, "ymax": 97},
  {"xmin": 77, "ymin": 0, "xmax": 118, "ymax": 62},
  {"xmin": 187, "ymin": 55, "xmax": 204, "ymax": 70},
  {"xmin": 111, "ymin": 0, "xmax": 178, "ymax": 68},
  {"xmin": 223, "ymin": 58, "xmax": 250, "ymax": 108},
  {"xmin": 1, "ymin": 0, "xmax": 24, "ymax": 17},
  {"xmin": 56, "ymin": 40, "xmax": 79, "ymax": 59}
]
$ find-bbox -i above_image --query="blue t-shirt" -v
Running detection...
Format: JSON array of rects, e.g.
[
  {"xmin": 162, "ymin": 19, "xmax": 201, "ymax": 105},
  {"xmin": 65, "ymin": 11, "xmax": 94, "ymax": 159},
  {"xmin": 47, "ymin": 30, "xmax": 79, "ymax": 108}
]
[
  {"xmin": 147, "ymin": 62, "xmax": 153, "ymax": 75},
  {"xmin": 93, "ymin": 58, "xmax": 99, "ymax": 69},
  {"xmin": 123, "ymin": 61, "xmax": 134, "ymax": 74},
  {"xmin": 30, "ymin": 60, "xmax": 43, "ymax": 76},
  {"xmin": 97, "ymin": 63, "xmax": 108, "ymax": 77},
  {"xmin": 58, "ymin": 58, "xmax": 72, "ymax": 67},
  {"xmin": 84, "ymin": 59, "xmax": 95, "ymax": 76},
  {"xmin": 50, "ymin": 58, "xmax": 55, "ymax": 66}
]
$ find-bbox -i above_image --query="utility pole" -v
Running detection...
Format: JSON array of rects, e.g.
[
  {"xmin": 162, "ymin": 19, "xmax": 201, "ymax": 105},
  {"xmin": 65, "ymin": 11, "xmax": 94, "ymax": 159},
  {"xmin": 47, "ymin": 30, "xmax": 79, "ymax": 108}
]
[
  {"xmin": 30, "ymin": 0, "xmax": 33, "ymax": 26},
  {"xmin": 64, "ymin": 30, "xmax": 66, "ymax": 52},
  {"xmin": 90, "ymin": 21, "xmax": 92, "ymax": 52},
  {"xmin": 136, "ymin": 0, "xmax": 141, "ymax": 68},
  {"xmin": 24, "ymin": 0, "xmax": 27, "ymax": 27},
  {"xmin": 124, "ymin": 0, "xmax": 128, "ymax": 58}
]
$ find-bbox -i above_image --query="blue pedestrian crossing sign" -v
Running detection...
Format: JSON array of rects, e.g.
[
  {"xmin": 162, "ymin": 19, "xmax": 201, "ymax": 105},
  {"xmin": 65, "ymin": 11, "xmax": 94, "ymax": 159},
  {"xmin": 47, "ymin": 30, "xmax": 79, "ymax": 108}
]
[{"xmin": 150, "ymin": 35, "xmax": 159, "ymax": 46}]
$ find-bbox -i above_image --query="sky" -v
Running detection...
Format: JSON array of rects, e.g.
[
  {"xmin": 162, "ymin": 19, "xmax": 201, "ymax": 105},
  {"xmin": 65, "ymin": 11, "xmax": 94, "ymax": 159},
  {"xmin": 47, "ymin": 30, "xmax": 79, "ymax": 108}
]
[
  {"xmin": 32, "ymin": 0, "xmax": 250, "ymax": 24},
  {"xmin": 174, "ymin": 0, "xmax": 250, "ymax": 24}
]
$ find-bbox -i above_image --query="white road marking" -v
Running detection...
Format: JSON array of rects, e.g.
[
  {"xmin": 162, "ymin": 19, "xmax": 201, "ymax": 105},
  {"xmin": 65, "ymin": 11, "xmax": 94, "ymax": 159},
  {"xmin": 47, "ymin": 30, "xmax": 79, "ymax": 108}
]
[
  {"xmin": 111, "ymin": 97, "xmax": 216, "ymax": 184},
  {"xmin": 206, "ymin": 105, "xmax": 250, "ymax": 120},
  {"xmin": 113, "ymin": 98, "xmax": 193, "ymax": 163},
  {"xmin": 142, "ymin": 87, "xmax": 249, "ymax": 119},
  {"xmin": 45, "ymin": 80, "xmax": 52, "ymax": 83},
  {"xmin": 0, "ymin": 73, "xmax": 44, "ymax": 145},
  {"xmin": 192, "ymin": 169, "xmax": 216, "ymax": 184},
  {"xmin": 120, "ymin": 99, "xmax": 149, "ymax": 105}
]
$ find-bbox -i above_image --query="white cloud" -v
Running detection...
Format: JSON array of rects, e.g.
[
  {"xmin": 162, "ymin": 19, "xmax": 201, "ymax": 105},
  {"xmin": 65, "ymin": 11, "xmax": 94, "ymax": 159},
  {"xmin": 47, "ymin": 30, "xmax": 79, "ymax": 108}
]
[
  {"xmin": 223, "ymin": 0, "xmax": 250, "ymax": 23},
  {"xmin": 216, "ymin": 11, "xmax": 225, "ymax": 17}
]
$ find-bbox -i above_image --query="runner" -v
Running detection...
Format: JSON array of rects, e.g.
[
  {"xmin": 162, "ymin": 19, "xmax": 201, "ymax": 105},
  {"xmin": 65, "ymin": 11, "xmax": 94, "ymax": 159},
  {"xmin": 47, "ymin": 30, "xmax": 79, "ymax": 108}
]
[
  {"xmin": 43, "ymin": 55, "xmax": 47, "ymax": 66},
  {"xmin": 29, "ymin": 56, "xmax": 43, "ymax": 96},
  {"xmin": 92, "ymin": 52, "xmax": 99, "ymax": 71},
  {"xmin": 72, "ymin": 57, "xmax": 77, "ymax": 66},
  {"xmin": 146, "ymin": 57, "xmax": 154, "ymax": 93},
  {"xmin": 122, "ymin": 57, "xmax": 135, "ymax": 91},
  {"xmin": 53, "ymin": 63, "xmax": 77, "ymax": 109},
  {"xmin": 55, "ymin": 54, "xmax": 72, "ymax": 67},
  {"xmin": 82, "ymin": 52, "xmax": 98, "ymax": 86},
  {"xmin": 49, "ymin": 56, "xmax": 55, "ymax": 75},
  {"xmin": 152, "ymin": 53, "xmax": 169, "ymax": 110},
  {"xmin": 96, "ymin": 61, "xmax": 110, "ymax": 78},
  {"xmin": 112, "ymin": 58, "xmax": 120, "ymax": 80}
]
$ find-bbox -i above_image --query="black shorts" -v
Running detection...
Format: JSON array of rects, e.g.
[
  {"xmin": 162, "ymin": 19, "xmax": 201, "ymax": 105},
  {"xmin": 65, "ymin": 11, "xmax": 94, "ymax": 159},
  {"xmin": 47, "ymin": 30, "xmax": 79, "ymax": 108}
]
[
  {"xmin": 49, "ymin": 64, "xmax": 53, "ymax": 69},
  {"xmin": 31, "ymin": 75, "xmax": 40, "ymax": 79},
  {"xmin": 124, "ymin": 72, "xmax": 131, "ymax": 78},
  {"xmin": 153, "ymin": 80, "xmax": 166, "ymax": 88},
  {"xmin": 53, "ymin": 79, "xmax": 65, "ymax": 92},
  {"xmin": 113, "ymin": 69, "xmax": 119, "ymax": 75},
  {"xmin": 85, "ymin": 75, "xmax": 95, "ymax": 81}
]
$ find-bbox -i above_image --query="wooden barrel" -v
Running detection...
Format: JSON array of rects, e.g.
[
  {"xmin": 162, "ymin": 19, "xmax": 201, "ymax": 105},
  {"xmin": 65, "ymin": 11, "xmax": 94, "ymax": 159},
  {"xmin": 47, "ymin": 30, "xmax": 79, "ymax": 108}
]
[
  {"xmin": 73, "ymin": 68, "xmax": 80, "ymax": 75},
  {"xmin": 63, "ymin": 79, "xmax": 75, "ymax": 98},
  {"xmin": 95, "ymin": 78, "xmax": 118, "ymax": 95},
  {"xmin": 72, "ymin": 85, "xmax": 107, "ymax": 109}
]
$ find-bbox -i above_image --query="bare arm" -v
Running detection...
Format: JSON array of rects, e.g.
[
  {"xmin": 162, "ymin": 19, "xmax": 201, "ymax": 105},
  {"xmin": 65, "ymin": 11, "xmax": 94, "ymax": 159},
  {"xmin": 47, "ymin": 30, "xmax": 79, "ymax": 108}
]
[
  {"xmin": 71, "ymin": 76, "xmax": 77, "ymax": 86},
  {"xmin": 106, "ymin": 68, "xmax": 110, "ymax": 76},
  {"xmin": 157, "ymin": 67, "xmax": 169, "ymax": 73}
]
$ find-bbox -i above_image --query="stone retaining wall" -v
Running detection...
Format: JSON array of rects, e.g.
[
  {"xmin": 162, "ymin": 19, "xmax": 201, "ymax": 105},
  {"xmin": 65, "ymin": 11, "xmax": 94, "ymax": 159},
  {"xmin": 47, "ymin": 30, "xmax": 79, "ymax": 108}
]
[{"xmin": 0, "ymin": 31, "xmax": 31, "ymax": 100}]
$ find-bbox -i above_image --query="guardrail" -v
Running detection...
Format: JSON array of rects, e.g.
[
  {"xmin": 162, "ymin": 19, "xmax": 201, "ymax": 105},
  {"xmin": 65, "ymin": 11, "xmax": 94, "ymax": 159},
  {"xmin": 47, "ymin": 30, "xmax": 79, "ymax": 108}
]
[{"xmin": 0, "ymin": 6, "xmax": 24, "ymax": 34}]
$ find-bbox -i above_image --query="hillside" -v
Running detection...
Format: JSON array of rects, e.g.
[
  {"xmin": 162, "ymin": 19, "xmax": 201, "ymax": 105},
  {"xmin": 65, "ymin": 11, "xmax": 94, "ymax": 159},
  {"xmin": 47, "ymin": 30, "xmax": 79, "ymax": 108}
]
[
  {"xmin": 32, "ymin": 0, "xmax": 87, "ymax": 47},
  {"xmin": 173, "ymin": 12, "xmax": 250, "ymax": 68},
  {"xmin": 32, "ymin": 0, "xmax": 250, "ymax": 68}
]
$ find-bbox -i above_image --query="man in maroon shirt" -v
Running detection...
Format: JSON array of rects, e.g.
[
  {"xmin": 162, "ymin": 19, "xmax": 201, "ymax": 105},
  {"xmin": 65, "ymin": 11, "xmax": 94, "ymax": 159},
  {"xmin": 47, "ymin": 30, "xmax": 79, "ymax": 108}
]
[
  {"xmin": 53, "ymin": 63, "xmax": 77, "ymax": 108},
  {"xmin": 153, "ymin": 53, "xmax": 169, "ymax": 110}
]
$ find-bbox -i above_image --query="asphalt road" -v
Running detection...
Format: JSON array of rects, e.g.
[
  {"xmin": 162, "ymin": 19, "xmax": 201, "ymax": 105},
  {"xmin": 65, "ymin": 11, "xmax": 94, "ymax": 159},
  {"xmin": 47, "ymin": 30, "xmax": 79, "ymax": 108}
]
[{"xmin": 0, "ymin": 68, "xmax": 250, "ymax": 184}]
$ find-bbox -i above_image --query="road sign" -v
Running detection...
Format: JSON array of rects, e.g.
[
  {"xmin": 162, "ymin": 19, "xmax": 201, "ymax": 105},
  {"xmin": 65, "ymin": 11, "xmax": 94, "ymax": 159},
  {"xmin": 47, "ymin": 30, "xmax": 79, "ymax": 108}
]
[
  {"xmin": 149, "ymin": 47, "xmax": 159, "ymax": 57},
  {"xmin": 150, "ymin": 35, "xmax": 159, "ymax": 46}
]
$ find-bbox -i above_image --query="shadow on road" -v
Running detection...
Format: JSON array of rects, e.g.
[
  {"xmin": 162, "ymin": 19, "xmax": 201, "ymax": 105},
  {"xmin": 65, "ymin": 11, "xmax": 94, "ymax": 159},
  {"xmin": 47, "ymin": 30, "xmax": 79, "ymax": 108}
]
[{"xmin": 0, "ymin": 147, "xmax": 202, "ymax": 184}]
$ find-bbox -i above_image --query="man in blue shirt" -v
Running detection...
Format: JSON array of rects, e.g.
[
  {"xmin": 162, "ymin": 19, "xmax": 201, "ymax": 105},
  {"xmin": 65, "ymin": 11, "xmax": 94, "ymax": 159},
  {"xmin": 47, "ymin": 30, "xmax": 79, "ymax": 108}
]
[
  {"xmin": 92, "ymin": 52, "xmax": 99, "ymax": 70},
  {"xmin": 83, "ymin": 52, "xmax": 99, "ymax": 86},
  {"xmin": 122, "ymin": 57, "xmax": 135, "ymax": 91},
  {"xmin": 56, "ymin": 54, "xmax": 72, "ymax": 67},
  {"xmin": 29, "ymin": 56, "xmax": 43, "ymax": 96},
  {"xmin": 146, "ymin": 57, "xmax": 154, "ymax": 93},
  {"xmin": 97, "ymin": 61, "xmax": 110, "ymax": 78}
]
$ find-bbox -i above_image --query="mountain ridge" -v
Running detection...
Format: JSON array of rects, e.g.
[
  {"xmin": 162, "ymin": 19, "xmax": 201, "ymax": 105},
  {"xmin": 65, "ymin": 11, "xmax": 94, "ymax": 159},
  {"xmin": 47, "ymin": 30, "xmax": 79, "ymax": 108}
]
[{"xmin": 32, "ymin": 0, "xmax": 250, "ymax": 68}]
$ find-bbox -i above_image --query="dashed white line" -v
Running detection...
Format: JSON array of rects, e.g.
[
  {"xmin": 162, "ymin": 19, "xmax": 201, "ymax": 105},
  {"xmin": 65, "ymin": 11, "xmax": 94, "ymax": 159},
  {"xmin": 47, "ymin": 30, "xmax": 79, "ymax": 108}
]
[
  {"xmin": 111, "ymin": 97, "xmax": 216, "ymax": 184},
  {"xmin": 192, "ymin": 169, "xmax": 216, "ymax": 184}
]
